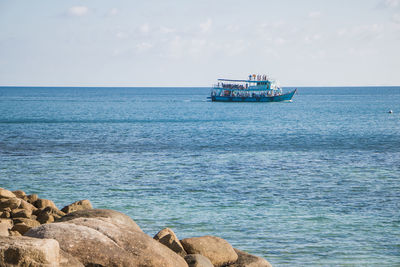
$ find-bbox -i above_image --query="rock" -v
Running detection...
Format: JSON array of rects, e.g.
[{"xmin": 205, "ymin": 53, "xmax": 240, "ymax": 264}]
[
  {"xmin": 11, "ymin": 208, "xmax": 32, "ymax": 219},
  {"xmin": 33, "ymin": 198, "xmax": 58, "ymax": 210},
  {"xmin": 27, "ymin": 194, "xmax": 38, "ymax": 204},
  {"xmin": 0, "ymin": 223, "xmax": 10, "ymax": 236},
  {"xmin": 9, "ymin": 231, "xmax": 21, "ymax": 237},
  {"xmin": 12, "ymin": 218, "xmax": 40, "ymax": 228},
  {"xmin": 154, "ymin": 227, "xmax": 187, "ymax": 257},
  {"xmin": 0, "ymin": 236, "xmax": 60, "ymax": 266},
  {"xmin": 0, "ymin": 219, "xmax": 13, "ymax": 236},
  {"xmin": 26, "ymin": 217, "xmax": 188, "ymax": 267},
  {"xmin": 0, "ymin": 188, "xmax": 16, "ymax": 199},
  {"xmin": 57, "ymin": 208, "xmax": 142, "ymax": 233},
  {"xmin": 0, "ymin": 210, "xmax": 10, "ymax": 219},
  {"xmin": 61, "ymin": 199, "xmax": 93, "ymax": 214},
  {"xmin": 60, "ymin": 249, "xmax": 84, "ymax": 267},
  {"xmin": 11, "ymin": 223, "xmax": 33, "ymax": 235},
  {"xmin": 227, "ymin": 249, "xmax": 272, "ymax": 267},
  {"xmin": 181, "ymin": 236, "xmax": 238, "ymax": 267},
  {"xmin": 19, "ymin": 199, "xmax": 38, "ymax": 213},
  {"xmin": 184, "ymin": 254, "xmax": 214, "ymax": 267},
  {"xmin": 12, "ymin": 190, "xmax": 27, "ymax": 200},
  {"xmin": 37, "ymin": 212, "xmax": 55, "ymax": 224},
  {"xmin": 0, "ymin": 197, "xmax": 22, "ymax": 211}
]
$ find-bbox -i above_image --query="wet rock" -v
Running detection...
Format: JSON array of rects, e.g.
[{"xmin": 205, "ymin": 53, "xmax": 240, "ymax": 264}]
[
  {"xmin": 0, "ymin": 188, "xmax": 16, "ymax": 199},
  {"xmin": 57, "ymin": 208, "xmax": 142, "ymax": 233},
  {"xmin": 61, "ymin": 199, "xmax": 93, "ymax": 214},
  {"xmin": 0, "ymin": 197, "xmax": 22, "ymax": 211},
  {"xmin": 154, "ymin": 227, "xmax": 187, "ymax": 257},
  {"xmin": 181, "ymin": 236, "xmax": 238, "ymax": 267},
  {"xmin": 184, "ymin": 254, "xmax": 214, "ymax": 267},
  {"xmin": 0, "ymin": 236, "xmax": 60, "ymax": 266},
  {"xmin": 33, "ymin": 198, "xmax": 58, "ymax": 210}
]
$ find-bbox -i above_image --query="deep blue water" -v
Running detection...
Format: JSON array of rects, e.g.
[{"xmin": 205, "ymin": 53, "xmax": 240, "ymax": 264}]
[{"xmin": 0, "ymin": 86, "xmax": 399, "ymax": 266}]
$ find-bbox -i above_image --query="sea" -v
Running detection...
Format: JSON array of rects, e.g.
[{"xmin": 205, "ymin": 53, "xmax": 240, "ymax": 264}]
[{"xmin": 0, "ymin": 86, "xmax": 399, "ymax": 266}]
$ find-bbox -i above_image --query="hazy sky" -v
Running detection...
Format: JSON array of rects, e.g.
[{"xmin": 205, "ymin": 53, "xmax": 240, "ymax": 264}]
[{"xmin": 1, "ymin": 0, "xmax": 399, "ymax": 86}]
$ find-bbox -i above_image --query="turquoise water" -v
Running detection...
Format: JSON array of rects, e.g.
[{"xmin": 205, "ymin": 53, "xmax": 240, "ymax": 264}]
[{"xmin": 0, "ymin": 86, "xmax": 399, "ymax": 266}]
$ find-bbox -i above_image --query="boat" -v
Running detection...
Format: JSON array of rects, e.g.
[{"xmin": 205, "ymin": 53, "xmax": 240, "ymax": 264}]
[{"xmin": 209, "ymin": 74, "xmax": 296, "ymax": 102}]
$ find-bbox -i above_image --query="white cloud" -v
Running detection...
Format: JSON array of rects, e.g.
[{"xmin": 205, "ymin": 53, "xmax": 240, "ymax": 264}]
[
  {"xmin": 136, "ymin": 42, "xmax": 153, "ymax": 52},
  {"xmin": 308, "ymin": 11, "xmax": 322, "ymax": 19},
  {"xmin": 116, "ymin": 32, "xmax": 128, "ymax": 39},
  {"xmin": 109, "ymin": 8, "xmax": 118, "ymax": 16},
  {"xmin": 383, "ymin": 0, "xmax": 400, "ymax": 8},
  {"xmin": 160, "ymin": 26, "xmax": 175, "ymax": 34},
  {"xmin": 393, "ymin": 13, "xmax": 400, "ymax": 23},
  {"xmin": 139, "ymin": 24, "xmax": 150, "ymax": 34},
  {"xmin": 200, "ymin": 18, "xmax": 212, "ymax": 33},
  {"xmin": 68, "ymin": 6, "xmax": 88, "ymax": 17}
]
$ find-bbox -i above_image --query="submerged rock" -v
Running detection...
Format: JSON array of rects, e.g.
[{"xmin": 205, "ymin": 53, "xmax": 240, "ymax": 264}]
[{"xmin": 181, "ymin": 236, "xmax": 238, "ymax": 267}]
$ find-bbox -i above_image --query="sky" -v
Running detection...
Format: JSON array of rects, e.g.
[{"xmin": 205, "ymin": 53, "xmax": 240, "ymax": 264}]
[{"xmin": 0, "ymin": 0, "xmax": 399, "ymax": 87}]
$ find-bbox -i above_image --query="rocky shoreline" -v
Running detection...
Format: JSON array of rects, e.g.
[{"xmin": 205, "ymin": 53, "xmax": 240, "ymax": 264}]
[{"xmin": 0, "ymin": 187, "xmax": 272, "ymax": 267}]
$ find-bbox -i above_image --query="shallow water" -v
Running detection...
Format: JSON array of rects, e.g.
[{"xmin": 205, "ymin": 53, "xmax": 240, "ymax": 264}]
[{"xmin": 1, "ymin": 86, "xmax": 399, "ymax": 266}]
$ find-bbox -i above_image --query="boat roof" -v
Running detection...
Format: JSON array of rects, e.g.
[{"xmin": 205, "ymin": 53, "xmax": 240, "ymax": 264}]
[{"xmin": 218, "ymin": 78, "xmax": 270, "ymax": 83}]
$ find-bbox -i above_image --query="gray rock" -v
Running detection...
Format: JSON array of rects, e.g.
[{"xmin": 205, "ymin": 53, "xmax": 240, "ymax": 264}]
[
  {"xmin": 154, "ymin": 227, "xmax": 187, "ymax": 257},
  {"xmin": 181, "ymin": 236, "xmax": 238, "ymax": 267},
  {"xmin": 184, "ymin": 254, "xmax": 214, "ymax": 267},
  {"xmin": 0, "ymin": 236, "xmax": 60, "ymax": 266}
]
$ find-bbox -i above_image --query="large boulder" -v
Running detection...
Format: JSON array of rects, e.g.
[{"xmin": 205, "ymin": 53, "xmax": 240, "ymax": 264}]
[
  {"xmin": 227, "ymin": 249, "xmax": 272, "ymax": 267},
  {"xmin": 181, "ymin": 236, "xmax": 238, "ymax": 267},
  {"xmin": 57, "ymin": 208, "xmax": 142, "ymax": 233},
  {"xmin": 184, "ymin": 254, "xmax": 214, "ymax": 267},
  {"xmin": 0, "ymin": 236, "xmax": 60, "ymax": 266},
  {"xmin": 154, "ymin": 227, "xmax": 187, "ymax": 257},
  {"xmin": 0, "ymin": 188, "xmax": 16, "ymax": 199},
  {"xmin": 59, "ymin": 249, "xmax": 84, "ymax": 267},
  {"xmin": 26, "ymin": 213, "xmax": 188, "ymax": 267},
  {"xmin": 61, "ymin": 199, "xmax": 92, "ymax": 214}
]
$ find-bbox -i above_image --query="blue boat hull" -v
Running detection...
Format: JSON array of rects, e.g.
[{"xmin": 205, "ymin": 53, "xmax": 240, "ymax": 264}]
[{"xmin": 211, "ymin": 89, "xmax": 296, "ymax": 102}]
